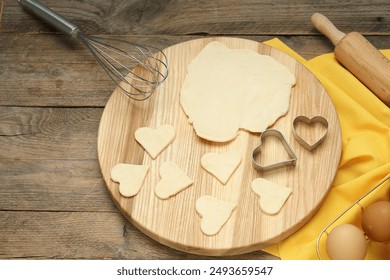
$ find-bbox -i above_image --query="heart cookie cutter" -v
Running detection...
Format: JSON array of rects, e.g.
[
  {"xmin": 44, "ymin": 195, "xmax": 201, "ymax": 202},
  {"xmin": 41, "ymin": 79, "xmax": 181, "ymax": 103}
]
[
  {"xmin": 252, "ymin": 129, "xmax": 297, "ymax": 172},
  {"xmin": 292, "ymin": 116, "xmax": 328, "ymax": 151}
]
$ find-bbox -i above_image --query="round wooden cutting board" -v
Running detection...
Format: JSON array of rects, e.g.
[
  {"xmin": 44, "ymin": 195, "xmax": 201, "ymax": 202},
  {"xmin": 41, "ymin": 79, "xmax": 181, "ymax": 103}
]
[{"xmin": 97, "ymin": 37, "xmax": 342, "ymax": 256}]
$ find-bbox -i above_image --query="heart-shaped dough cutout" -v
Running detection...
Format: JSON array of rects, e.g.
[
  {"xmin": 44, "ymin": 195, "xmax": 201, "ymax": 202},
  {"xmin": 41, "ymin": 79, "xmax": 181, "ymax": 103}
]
[
  {"xmin": 155, "ymin": 161, "xmax": 193, "ymax": 199},
  {"xmin": 251, "ymin": 178, "xmax": 292, "ymax": 215},
  {"xmin": 110, "ymin": 163, "xmax": 149, "ymax": 197},
  {"xmin": 135, "ymin": 124, "xmax": 175, "ymax": 159},
  {"xmin": 201, "ymin": 151, "xmax": 241, "ymax": 184},
  {"xmin": 292, "ymin": 116, "xmax": 328, "ymax": 151},
  {"xmin": 196, "ymin": 195, "xmax": 236, "ymax": 236}
]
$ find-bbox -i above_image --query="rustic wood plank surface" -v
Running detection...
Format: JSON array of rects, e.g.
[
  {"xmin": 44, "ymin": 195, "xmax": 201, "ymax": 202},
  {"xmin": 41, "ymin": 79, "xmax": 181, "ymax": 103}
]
[
  {"xmin": 1, "ymin": 0, "xmax": 389, "ymax": 260},
  {"xmin": 97, "ymin": 37, "xmax": 341, "ymax": 256}
]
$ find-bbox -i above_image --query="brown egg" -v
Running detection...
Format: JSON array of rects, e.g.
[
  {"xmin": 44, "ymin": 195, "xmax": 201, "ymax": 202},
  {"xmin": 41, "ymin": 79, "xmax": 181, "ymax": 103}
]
[
  {"xmin": 361, "ymin": 200, "xmax": 390, "ymax": 242},
  {"xmin": 326, "ymin": 224, "xmax": 367, "ymax": 260}
]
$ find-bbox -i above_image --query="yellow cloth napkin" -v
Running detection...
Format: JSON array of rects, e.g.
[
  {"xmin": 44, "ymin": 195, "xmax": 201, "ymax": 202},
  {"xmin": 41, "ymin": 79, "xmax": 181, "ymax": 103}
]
[{"xmin": 263, "ymin": 38, "xmax": 390, "ymax": 260}]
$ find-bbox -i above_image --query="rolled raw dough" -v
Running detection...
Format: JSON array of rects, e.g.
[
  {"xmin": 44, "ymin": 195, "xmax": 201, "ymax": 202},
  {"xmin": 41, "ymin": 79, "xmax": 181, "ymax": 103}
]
[{"xmin": 180, "ymin": 41, "xmax": 296, "ymax": 142}]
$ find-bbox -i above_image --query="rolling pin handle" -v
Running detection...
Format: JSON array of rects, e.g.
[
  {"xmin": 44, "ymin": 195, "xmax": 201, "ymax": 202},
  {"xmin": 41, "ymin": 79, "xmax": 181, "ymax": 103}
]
[{"xmin": 311, "ymin": 13, "xmax": 346, "ymax": 46}]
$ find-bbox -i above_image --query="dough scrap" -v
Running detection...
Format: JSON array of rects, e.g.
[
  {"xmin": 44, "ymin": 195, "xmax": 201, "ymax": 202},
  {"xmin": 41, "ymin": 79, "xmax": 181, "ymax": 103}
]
[
  {"xmin": 110, "ymin": 163, "xmax": 149, "ymax": 197},
  {"xmin": 201, "ymin": 150, "xmax": 241, "ymax": 184},
  {"xmin": 135, "ymin": 124, "xmax": 175, "ymax": 159},
  {"xmin": 251, "ymin": 178, "xmax": 292, "ymax": 215},
  {"xmin": 180, "ymin": 41, "xmax": 296, "ymax": 142},
  {"xmin": 155, "ymin": 161, "xmax": 193, "ymax": 199},
  {"xmin": 196, "ymin": 195, "xmax": 236, "ymax": 236}
]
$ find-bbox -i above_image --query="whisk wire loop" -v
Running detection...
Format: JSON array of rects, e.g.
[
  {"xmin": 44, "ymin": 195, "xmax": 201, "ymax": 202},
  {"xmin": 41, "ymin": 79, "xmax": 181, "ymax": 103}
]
[
  {"xmin": 77, "ymin": 34, "xmax": 168, "ymax": 101},
  {"xmin": 18, "ymin": 0, "xmax": 168, "ymax": 101}
]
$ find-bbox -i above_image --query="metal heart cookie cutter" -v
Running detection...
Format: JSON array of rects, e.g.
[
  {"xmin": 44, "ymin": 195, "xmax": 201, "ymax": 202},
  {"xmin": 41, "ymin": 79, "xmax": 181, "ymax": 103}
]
[
  {"xmin": 252, "ymin": 129, "xmax": 297, "ymax": 172},
  {"xmin": 292, "ymin": 116, "xmax": 329, "ymax": 151}
]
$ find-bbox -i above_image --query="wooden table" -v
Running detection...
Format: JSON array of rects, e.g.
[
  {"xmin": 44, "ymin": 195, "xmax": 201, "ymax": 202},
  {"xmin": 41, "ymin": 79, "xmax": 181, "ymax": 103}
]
[{"xmin": 1, "ymin": 0, "xmax": 389, "ymax": 260}]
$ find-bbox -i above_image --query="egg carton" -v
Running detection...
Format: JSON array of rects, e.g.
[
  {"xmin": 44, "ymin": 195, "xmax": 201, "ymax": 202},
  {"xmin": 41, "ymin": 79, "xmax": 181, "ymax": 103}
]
[{"xmin": 316, "ymin": 173, "xmax": 390, "ymax": 260}]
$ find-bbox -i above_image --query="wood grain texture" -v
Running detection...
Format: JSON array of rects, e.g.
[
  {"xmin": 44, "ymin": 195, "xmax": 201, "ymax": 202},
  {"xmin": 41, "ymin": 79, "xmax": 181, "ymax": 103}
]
[
  {"xmin": 0, "ymin": 159, "xmax": 114, "ymax": 212},
  {"xmin": 1, "ymin": 0, "xmax": 389, "ymax": 260},
  {"xmin": 2, "ymin": 33, "xmax": 390, "ymax": 107},
  {"xmin": 97, "ymin": 37, "xmax": 341, "ymax": 256},
  {"xmin": 0, "ymin": 211, "xmax": 276, "ymax": 259},
  {"xmin": 3, "ymin": 0, "xmax": 390, "ymax": 35},
  {"xmin": 0, "ymin": 107, "xmax": 100, "ymax": 159}
]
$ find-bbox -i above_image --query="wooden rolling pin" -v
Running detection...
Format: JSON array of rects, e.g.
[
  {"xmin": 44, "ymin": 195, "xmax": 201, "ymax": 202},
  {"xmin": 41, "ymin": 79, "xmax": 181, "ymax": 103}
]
[{"xmin": 311, "ymin": 13, "xmax": 390, "ymax": 106}]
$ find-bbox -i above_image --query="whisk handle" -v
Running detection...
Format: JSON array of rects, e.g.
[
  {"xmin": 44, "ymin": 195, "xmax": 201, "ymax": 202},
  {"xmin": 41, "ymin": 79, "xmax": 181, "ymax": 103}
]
[{"xmin": 18, "ymin": 0, "xmax": 79, "ymax": 37}]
